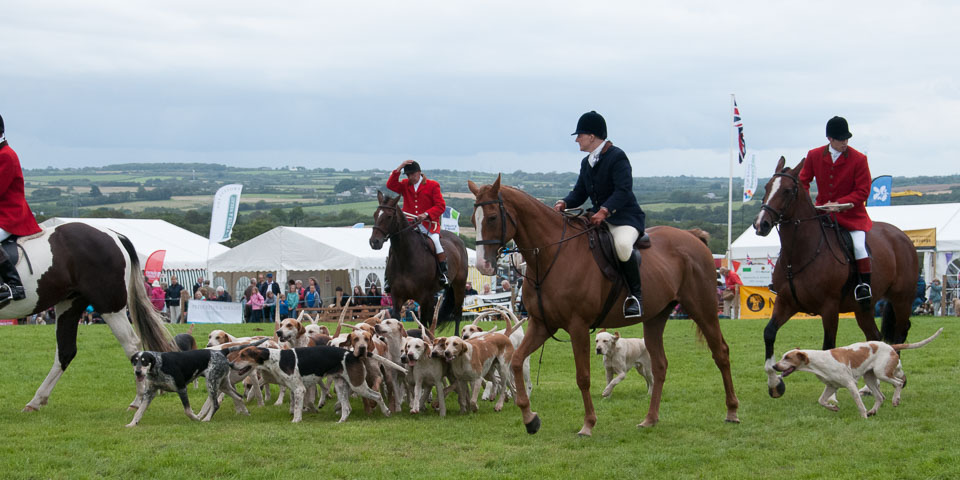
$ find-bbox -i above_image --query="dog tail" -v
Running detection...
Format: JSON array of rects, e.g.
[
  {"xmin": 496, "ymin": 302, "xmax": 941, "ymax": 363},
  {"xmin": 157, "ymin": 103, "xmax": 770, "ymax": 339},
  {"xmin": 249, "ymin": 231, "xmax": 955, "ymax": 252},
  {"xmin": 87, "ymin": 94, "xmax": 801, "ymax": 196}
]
[
  {"xmin": 119, "ymin": 234, "xmax": 175, "ymax": 352},
  {"xmin": 370, "ymin": 353, "xmax": 408, "ymax": 374},
  {"xmin": 891, "ymin": 327, "xmax": 943, "ymax": 351}
]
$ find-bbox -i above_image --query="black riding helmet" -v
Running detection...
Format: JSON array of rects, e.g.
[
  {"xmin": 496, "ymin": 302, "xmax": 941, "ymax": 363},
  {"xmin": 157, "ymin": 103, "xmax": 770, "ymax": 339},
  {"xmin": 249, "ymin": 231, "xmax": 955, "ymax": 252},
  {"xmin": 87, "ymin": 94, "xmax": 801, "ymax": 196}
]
[{"xmin": 402, "ymin": 161, "xmax": 421, "ymax": 175}]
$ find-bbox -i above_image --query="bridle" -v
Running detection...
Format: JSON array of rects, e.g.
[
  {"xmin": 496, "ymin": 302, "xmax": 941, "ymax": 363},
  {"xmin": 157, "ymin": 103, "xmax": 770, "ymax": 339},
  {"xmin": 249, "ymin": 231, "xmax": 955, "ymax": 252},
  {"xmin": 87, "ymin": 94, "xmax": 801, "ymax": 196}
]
[
  {"xmin": 473, "ymin": 192, "xmax": 519, "ymax": 252},
  {"xmin": 759, "ymin": 171, "xmax": 801, "ymax": 227},
  {"xmin": 371, "ymin": 203, "xmax": 423, "ymax": 242}
]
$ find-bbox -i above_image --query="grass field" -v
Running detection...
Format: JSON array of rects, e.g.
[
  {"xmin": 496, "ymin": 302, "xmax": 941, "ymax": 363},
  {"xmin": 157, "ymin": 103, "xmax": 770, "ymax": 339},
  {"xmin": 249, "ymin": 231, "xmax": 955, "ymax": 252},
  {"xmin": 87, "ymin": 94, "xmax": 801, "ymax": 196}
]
[{"xmin": 0, "ymin": 316, "xmax": 957, "ymax": 479}]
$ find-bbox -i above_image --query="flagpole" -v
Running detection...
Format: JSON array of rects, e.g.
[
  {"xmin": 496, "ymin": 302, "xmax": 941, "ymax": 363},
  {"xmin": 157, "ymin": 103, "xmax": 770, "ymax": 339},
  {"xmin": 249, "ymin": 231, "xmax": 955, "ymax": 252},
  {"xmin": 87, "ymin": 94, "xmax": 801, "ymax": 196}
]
[{"xmin": 727, "ymin": 94, "xmax": 735, "ymax": 267}]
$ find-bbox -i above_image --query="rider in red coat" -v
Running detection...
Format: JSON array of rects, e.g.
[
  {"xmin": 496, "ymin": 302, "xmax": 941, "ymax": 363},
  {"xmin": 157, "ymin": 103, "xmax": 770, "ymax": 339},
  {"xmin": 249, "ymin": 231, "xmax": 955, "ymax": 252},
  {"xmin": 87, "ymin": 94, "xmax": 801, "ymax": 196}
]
[
  {"xmin": 386, "ymin": 159, "xmax": 449, "ymax": 285},
  {"xmin": 0, "ymin": 114, "xmax": 43, "ymax": 301},
  {"xmin": 798, "ymin": 116, "xmax": 874, "ymax": 306}
]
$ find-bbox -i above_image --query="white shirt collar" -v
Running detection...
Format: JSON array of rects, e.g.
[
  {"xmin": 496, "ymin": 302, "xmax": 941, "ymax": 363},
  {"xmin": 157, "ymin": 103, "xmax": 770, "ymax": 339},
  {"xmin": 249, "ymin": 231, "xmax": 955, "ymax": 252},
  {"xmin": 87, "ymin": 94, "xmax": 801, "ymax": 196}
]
[
  {"xmin": 412, "ymin": 175, "xmax": 423, "ymax": 191},
  {"xmin": 588, "ymin": 140, "xmax": 607, "ymax": 167},
  {"xmin": 829, "ymin": 145, "xmax": 843, "ymax": 162}
]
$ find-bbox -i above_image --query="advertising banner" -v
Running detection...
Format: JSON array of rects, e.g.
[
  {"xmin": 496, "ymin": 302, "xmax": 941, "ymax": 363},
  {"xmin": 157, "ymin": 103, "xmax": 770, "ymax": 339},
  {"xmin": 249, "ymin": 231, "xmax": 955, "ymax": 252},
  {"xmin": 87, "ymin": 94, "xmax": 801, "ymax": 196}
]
[
  {"xmin": 187, "ymin": 300, "xmax": 243, "ymax": 324},
  {"xmin": 739, "ymin": 285, "xmax": 855, "ymax": 319}
]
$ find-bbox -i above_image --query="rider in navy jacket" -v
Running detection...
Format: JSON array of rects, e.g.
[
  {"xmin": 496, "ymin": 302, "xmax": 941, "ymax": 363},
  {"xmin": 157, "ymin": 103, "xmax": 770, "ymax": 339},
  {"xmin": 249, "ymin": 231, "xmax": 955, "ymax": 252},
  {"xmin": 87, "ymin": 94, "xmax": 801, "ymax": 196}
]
[{"xmin": 555, "ymin": 111, "xmax": 646, "ymax": 318}]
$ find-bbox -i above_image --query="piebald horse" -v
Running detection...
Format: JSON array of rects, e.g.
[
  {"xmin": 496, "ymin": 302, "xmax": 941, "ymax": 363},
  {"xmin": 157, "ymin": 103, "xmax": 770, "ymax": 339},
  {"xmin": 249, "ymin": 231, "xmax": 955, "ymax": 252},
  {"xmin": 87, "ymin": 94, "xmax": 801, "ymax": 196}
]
[
  {"xmin": 753, "ymin": 157, "xmax": 917, "ymax": 398},
  {"xmin": 468, "ymin": 176, "xmax": 739, "ymax": 436},
  {"xmin": 0, "ymin": 222, "xmax": 174, "ymax": 412}
]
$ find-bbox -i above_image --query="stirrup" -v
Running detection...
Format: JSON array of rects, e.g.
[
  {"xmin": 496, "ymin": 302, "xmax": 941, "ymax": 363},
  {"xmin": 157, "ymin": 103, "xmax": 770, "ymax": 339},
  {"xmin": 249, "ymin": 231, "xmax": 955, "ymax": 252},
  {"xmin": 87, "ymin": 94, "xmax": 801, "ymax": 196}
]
[
  {"xmin": 854, "ymin": 283, "xmax": 872, "ymax": 302},
  {"xmin": 623, "ymin": 295, "xmax": 642, "ymax": 318},
  {"xmin": 0, "ymin": 284, "xmax": 12, "ymax": 302},
  {"xmin": 438, "ymin": 273, "xmax": 449, "ymax": 286}
]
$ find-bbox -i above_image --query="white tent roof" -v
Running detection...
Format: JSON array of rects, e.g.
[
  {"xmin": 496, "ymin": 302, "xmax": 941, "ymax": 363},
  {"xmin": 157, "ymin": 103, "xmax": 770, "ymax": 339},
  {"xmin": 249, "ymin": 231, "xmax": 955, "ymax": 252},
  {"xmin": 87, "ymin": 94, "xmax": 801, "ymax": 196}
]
[
  {"xmin": 208, "ymin": 226, "xmax": 477, "ymax": 273},
  {"xmin": 40, "ymin": 217, "xmax": 229, "ymax": 269},
  {"xmin": 731, "ymin": 203, "xmax": 960, "ymax": 259}
]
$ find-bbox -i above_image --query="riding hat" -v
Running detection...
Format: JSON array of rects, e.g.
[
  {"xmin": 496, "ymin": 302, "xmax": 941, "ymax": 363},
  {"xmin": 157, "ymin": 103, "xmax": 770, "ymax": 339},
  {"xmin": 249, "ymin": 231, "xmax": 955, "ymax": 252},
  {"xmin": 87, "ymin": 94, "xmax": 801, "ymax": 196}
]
[
  {"xmin": 826, "ymin": 116, "xmax": 852, "ymax": 140},
  {"xmin": 0, "ymin": 113, "xmax": 4, "ymax": 135},
  {"xmin": 572, "ymin": 111, "xmax": 607, "ymax": 139},
  {"xmin": 402, "ymin": 161, "xmax": 421, "ymax": 175}
]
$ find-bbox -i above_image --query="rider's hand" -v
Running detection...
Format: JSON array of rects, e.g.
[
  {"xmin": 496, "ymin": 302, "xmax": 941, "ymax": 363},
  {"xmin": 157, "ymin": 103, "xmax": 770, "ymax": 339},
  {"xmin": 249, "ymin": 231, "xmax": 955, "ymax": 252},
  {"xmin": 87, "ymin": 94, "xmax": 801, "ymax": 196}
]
[
  {"xmin": 553, "ymin": 200, "xmax": 566, "ymax": 213},
  {"xmin": 590, "ymin": 207, "xmax": 610, "ymax": 225},
  {"xmin": 416, "ymin": 213, "xmax": 429, "ymax": 222},
  {"xmin": 821, "ymin": 201, "xmax": 841, "ymax": 212},
  {"xmin": 398, "ymin": 159, "xmax": 414, "ymax": 170}
]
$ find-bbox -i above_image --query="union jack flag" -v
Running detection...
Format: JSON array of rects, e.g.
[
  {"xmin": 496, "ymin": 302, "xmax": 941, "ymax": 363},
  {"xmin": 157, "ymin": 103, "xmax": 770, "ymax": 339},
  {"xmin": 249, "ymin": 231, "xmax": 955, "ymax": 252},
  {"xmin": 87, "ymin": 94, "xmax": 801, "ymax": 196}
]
[
  {"xmin": 733, "ymin": 99, "xmax": 746, "ymax": 164},
  {"xmin": 745, "ymin": 254, "xmax": 753, "ymax": 265}
]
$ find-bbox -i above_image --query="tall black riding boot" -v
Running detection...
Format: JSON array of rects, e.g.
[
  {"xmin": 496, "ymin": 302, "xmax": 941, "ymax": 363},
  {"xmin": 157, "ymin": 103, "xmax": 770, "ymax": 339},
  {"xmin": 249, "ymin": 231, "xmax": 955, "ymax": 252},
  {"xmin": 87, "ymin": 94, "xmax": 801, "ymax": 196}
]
[
  {"xmin": 854, "ymin": 257, "xmax": 872, "ymax": 309},
  {"xmin": 437, "ymin": 252, "xmax": 449, "ymax": 286},
  {"xmin": 0, "ymin": 246, "xmax": 26, "ymax": 302},
  {"xmin": 621, "ymin": 250, "xmax": 643, "ymax": 318}
]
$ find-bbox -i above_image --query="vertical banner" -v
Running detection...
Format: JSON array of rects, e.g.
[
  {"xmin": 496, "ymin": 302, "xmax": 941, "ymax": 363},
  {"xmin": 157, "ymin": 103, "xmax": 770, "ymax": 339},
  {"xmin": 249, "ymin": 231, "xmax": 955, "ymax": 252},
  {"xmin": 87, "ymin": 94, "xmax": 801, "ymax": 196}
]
[
  {"xmin": 144, "ymin": 250, "xmax": 166, "ymax": 283},
  {"xmin": 742, "ymin": 154, "xmax": 757, "ymax": 202},
  {"xmin": 441, "ymin": 206, "xmax": 460, "ymax": 234},
  {"xmin": 867, "ymin": 175, "xmax": 892, "ymax": 206},
  {"xmin": 209, "ymin": 184, "xmax": 243, "ymax": 243}
]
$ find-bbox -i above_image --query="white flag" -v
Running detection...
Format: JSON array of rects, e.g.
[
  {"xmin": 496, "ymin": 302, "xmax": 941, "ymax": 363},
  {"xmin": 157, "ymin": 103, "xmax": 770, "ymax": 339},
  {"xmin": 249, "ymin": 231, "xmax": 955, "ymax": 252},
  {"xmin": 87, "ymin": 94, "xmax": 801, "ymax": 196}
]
[
  {"xmin": 742, "ymin": 155, "xmax": 758, "ymax": 202},
  {"xmin": 209, "ymin": 184, "xmax": 243, "ymax": 243}
]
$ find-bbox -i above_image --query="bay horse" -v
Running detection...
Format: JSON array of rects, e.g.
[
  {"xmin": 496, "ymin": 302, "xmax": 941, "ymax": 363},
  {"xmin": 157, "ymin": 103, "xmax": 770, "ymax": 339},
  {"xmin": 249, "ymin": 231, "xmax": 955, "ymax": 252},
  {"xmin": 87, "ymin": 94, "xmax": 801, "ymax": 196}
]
[
  {"xmin": 468, "ymin": 176, "xmax": 739, "ymax": 436},
  {"xmin": 368, "ymin": 191, "xmax": 469, "ymax": 333},
  {"xmin": 753, "ymin": 157, "xmax": 917, "ymax": 398},
  {"xmin": 0, "ymin": 222, "xmax": 174, "ymax": 412}
]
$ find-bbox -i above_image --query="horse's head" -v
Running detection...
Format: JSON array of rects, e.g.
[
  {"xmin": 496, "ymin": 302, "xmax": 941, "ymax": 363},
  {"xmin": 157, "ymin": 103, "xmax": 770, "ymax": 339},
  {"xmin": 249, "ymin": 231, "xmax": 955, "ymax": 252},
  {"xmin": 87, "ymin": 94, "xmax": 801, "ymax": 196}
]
[
  {"xmin": 369, "ymin": 190, "xmax": 402, "ymax": 250},
  {"xmin": 753, "ymin": 156, "xmax": 806, "ymax": 237},
  {"xmin": 468, "ymin": 174, "xmax": 513, "ymax": 276}
]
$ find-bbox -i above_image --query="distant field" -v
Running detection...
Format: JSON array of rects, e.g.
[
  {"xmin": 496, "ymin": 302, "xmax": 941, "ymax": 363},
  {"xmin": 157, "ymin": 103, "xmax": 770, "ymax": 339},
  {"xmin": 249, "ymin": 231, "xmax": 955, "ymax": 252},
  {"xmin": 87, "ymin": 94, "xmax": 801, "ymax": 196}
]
[
  {"xmin": 302, "ymin": 200, "xmax": 380, "ymax": 215},
  {"xmin": 641, "ymin": 201, "xmax": 729, "ymax": 212}
]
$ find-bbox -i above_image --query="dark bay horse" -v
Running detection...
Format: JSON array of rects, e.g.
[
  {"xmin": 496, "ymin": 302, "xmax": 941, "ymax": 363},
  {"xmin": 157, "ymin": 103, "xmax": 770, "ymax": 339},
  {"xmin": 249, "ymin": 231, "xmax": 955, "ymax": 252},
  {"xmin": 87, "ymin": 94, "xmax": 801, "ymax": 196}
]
[
  {"xmin": 368, "ymin": 191, "xmax": 468, "ymax": 333},
  {"xmin": 468, "ymin": 176, "xmax": 739, "ymax": 436},
  {"xmin": 753, "ymin": 157, "xmax": 917, "ymax": 398},
  {"xmin": 0, "ymin": 222, "xmax": 174, "ymax": 412}
]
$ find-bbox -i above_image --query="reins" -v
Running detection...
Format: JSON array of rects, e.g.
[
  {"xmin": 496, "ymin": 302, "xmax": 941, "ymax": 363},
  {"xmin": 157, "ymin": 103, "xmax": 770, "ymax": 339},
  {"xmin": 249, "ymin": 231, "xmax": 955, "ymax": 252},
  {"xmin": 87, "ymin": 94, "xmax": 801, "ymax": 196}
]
[{"xmin": 371, "ymin": 204, "xmax": 424, "ymax": 242}]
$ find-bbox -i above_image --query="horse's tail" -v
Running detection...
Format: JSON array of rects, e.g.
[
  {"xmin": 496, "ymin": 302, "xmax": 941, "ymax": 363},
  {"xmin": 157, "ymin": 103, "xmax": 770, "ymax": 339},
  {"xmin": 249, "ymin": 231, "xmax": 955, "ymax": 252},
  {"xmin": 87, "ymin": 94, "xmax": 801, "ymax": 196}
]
[
  {"xmin": 436, "ymin": 284, "xmax": 460, "ymax": 332},
  {"xmin": 686, "ymin": 228, "xmax": 711, "ymax": 247},
  {"xmin": 118, "ymin": 234, "xmax": 175, "ymax": 352}
]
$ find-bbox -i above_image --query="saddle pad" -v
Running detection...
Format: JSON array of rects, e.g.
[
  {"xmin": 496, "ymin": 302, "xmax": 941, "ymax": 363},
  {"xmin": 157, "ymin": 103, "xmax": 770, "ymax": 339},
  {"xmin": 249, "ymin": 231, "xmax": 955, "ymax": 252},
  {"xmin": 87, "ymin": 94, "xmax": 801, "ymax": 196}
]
[{"xmin": 588, "ymin": 227, "xmax": 624, "ymax": 282}]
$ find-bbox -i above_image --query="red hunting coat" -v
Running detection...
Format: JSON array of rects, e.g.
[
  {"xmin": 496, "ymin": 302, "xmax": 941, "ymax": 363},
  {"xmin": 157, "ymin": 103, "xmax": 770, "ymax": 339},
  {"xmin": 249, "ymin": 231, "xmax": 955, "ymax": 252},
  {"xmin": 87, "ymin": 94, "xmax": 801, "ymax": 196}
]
[
  {"xmin": 798, "ymin": 145, "xmax": 873, "ymax": 232},
  {"xmin": 386, "ymin": 169, "xmax": 446, "ymax": 234},
  {"xmin": 0, "ymin": 142, "xmax": 42, "ymax": 237}
]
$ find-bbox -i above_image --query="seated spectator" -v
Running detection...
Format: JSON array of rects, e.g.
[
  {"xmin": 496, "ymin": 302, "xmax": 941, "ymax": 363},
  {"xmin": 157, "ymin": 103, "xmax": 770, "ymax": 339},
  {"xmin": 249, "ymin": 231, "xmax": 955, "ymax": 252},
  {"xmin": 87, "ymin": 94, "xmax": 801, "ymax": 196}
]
[
  {"xmin": 215, "ymin": 286, "xmax": 232, "ymax": 302},
  {"xmin": 500, "ymin": 280, "xmax": 512, "ymax": 292},
  {"xmin": 482, "ymin": 283, "xmax": 492, "ymax": 295},
  {"xmin": 464, "ymin": 282, "xmax": 478, "ymax": 296},
  {"xmin": 352, "ymin": 285, "xmax": 365, "ymax": 306},
  {"xmin": 401, "ymin": 299, "xmax": 420, "ymax": 323},
  {"xmin": 380, "ymin": 291, "xmax": 393, "ymax": 310},
  {"xmin": 334, "ymin": 286, "xmax": 350, "ymax": 307},
  {"xmin": 367, "ymin": 285, "xmax": 382, "ymax": 306}
]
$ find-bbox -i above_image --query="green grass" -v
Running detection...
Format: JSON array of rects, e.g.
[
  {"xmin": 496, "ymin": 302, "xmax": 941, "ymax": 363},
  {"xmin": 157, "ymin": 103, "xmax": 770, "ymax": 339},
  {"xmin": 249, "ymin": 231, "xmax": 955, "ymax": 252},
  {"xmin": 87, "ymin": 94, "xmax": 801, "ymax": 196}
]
[
  {"xmin": 0, "ymin": 317, "xmax": 957, "ymax": 479},
  {"xmin": 301, "ymin": 200, "xmax": 380, "ymax": 215}
]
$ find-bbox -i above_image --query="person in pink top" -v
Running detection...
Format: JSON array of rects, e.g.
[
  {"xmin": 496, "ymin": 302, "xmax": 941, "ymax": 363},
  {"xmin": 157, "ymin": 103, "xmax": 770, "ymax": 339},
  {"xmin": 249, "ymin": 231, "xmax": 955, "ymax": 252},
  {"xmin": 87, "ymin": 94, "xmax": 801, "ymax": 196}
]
[
  {"xmin": 247, "ymin": 288, "xmax": 265, "ymax": 323},
  {"xmin": 149, "ymin": 280, "xmax": 165, "ymax": 312}
]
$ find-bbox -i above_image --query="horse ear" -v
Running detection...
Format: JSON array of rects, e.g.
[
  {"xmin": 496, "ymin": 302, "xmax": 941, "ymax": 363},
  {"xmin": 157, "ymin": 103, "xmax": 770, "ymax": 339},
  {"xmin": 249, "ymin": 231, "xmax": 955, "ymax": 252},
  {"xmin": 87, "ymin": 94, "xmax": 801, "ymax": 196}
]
[
  {"xmin": 390, "ymin": 194, "xmax": 400, "ymax": 206},
  {"xmin": 794, "ymin": 158, "xmax": 805, "ymax": 174},
  {"xmin": 492, "ymin": 174, "xmax": 502, "ymax": 193},
  {"xmin": 775, "ymin": 156, "xmax": 786, "ymax": 173},
  {"xmin": 468, "ymin": 180, "xmax": 480, "ymax": 196},
  {"xmin": 377, "ymin": 190, "xmax": 385, "ymax": 203}
]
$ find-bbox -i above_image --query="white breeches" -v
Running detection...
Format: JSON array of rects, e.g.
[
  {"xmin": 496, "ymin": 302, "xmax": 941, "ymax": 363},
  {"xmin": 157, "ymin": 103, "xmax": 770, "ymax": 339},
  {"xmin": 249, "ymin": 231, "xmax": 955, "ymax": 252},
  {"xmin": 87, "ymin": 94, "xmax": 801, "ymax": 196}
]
[
  {"xmin": 0, "ymin": 228, "xmax": 11, "ymax": 242},
  {"xmin": 849, "ymin": 230, "xmax": 868, "ymax": 260},
  {"xmin": 417, "ymin": 224, "xmax": 444, "ymax": 254},
  {"xmin": 607, "ymin": 223, "xmax": 640, "ymax": 262}
]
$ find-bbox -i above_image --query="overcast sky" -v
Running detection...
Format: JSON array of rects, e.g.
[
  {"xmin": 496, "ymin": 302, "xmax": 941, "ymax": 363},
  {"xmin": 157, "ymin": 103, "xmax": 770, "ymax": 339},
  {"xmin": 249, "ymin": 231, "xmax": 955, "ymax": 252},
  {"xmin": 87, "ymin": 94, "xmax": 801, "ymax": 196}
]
[{"xmin": 3, "ymin": 1, "xmax": 958, "ymax": 178}]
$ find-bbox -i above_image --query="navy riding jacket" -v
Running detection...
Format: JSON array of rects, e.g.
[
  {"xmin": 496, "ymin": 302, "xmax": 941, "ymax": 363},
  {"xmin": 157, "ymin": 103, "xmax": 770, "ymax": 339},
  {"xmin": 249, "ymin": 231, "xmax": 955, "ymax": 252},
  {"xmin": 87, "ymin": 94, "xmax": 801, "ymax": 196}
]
[{"xmin": 562, "ymin": 141, "xmax": 645, "ymax": 232}]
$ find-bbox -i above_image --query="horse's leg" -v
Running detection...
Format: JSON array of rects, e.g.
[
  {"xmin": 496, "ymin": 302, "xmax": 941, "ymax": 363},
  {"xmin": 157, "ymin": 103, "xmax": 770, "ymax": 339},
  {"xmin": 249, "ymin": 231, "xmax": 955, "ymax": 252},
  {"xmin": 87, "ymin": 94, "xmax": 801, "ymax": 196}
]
[
  {"xmin": 567, "ymin": 321, "xmax": 597, "ymax": 437},
  {"xmin": 102, "ymin": 310, "xmax": 147, "ymax": 409},
  {"xmin": 764, "ymin": 301, "xmax": 798, "ymax": 398},
  {"xmin": 820, "ymin": 304, "xmax": 840, "ymax": 350},
  {"xmin": 854, "ymin": 308, "xmax": 881, "ymax": 341},
  {"xmin": 689, "ymin": 313, "xmax": 740, "ymax": 423},
  {"xmin": 24, "ymin": 299, "xmax": 85, "ymax": 412},
  {"xmin": 511, "ymin": 317, "xmax": 550, "ymax": 434},
  {"xmin": 639, "ymin": 312, "xmax": 669, "ymax": 428}
]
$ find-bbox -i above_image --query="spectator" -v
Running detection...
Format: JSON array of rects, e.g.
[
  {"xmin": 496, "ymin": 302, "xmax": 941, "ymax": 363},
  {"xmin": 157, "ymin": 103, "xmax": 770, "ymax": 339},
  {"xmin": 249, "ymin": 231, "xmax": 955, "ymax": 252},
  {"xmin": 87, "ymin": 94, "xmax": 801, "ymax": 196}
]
[
  {"xmin": 192, "ymin": 276, "xmax": 204, "ymax": 295},
  {"xmin": 928, "ymin": 279, "xmax": 942, "ymax": 316},
  {"xmin": 352, "ymin": 285, "xmax": 365, "ymax": 306},
  {"xmin": 296, "ymin": 280, "xmax": 306, "ymax": 309},
  {"xmin": 165, "ymin": 275, "xmax": 185, "ymax": 324},
  {"xmin": 304, "ymin": 284, "xmax": 323, "ymax": 309},
  {"xmin": 719, "ymin": 267, "xmax": 743, "ymax": 319},
  {"xmin": 334, "ymin": 286, "xmax": 350, "ymax": 307},
  {"xmin": 247, "ymin": 287, "xmax": 264, "ymax": 323},
  {"xmin": 256, "ymin": 273, "xmax": 266, "ymax": 293},
  {"xmin": 913, "ymin": 275, "xmax": 927, "ymax": 312},
  {"xmin": 380, "ymin": 291, "xmax": 393, "ymax": 316},
  {"xmin": 261, "ymin": 273, "xmax": 281, "ymax": 298},
  {"xmin": 264, "ymin": 290, "xmax": 277, "ymax": 322},
  {"xmin": 482, "ymin": 283, "xmax": 492, "ymax": 295},
  {"xmin": 215, "ymin": 286, "xmax": 232, "ymax": 302},
  {"xmin": 367, "ymin": 284, "xmax": 382, "ymax": 306},
  {"xmin": 500, "ymin": 280, "xmax": 512, "ymax": 292},
  {"xmin": 149, "ymin": 280, "xmax": 165, "ymax": 312},
  {"xmin": 201, "ymin": 280, "xmax": 215, "ymax": 301},
  {"xmin": 402, "ymin": 299, "xmax": 420, "ymax": 323},
  {"xmin": 464, "ymin": 282, "xmax": 479, "ymax": 296},
  {"xmin": 278, "ymin": 292, "xmax": 289, "ymax": 319},
  {"xmin": 286, "ymin": 283, "xmax": 300, "ymax": 319}
]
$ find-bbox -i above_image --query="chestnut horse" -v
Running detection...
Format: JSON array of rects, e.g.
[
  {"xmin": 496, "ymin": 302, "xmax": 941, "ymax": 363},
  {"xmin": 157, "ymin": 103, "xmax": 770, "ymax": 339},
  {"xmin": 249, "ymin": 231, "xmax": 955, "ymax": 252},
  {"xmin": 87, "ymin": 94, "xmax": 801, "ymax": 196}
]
[
  {"xmin": 468, "ymin": 176, "xmax": 739, "ymax": 436},
  {"xmin": 369, "ymin": 191, "xmax": 468, "ymax": 333},
  {"xmin": 753, "ymin": 157, "xmax": 917, "ymax": 398},
  {"xmin": 0, "ymin": 222, "xmax": 174, "ymax": 412}
]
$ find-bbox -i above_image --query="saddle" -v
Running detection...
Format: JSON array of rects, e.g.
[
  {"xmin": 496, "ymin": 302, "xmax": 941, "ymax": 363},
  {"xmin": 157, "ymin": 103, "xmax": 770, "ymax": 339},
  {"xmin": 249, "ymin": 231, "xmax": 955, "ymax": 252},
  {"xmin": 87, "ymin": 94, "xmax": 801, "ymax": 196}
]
[
  {"xmin": 822, "ymin": 216, "xmax": 869, "ymax": 294},
  {"xmin": 587, "ymin": 224, "xmax": 650, "ymax": 283},
  {"xmin": 1, "ymin": 237, "xmax": 19, "ymax": 266}
]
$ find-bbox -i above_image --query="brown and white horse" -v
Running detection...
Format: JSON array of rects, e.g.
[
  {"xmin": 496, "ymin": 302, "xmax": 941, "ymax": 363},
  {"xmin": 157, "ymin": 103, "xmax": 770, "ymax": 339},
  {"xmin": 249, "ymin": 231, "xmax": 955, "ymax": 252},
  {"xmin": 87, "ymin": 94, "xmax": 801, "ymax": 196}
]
[
  {"xmin": 469, "ymin": 176, "xmax": 739, "ymax": 436},
  {"xmin": 0, "ymin": 222, "xmax": 174, "ymax": 412}
]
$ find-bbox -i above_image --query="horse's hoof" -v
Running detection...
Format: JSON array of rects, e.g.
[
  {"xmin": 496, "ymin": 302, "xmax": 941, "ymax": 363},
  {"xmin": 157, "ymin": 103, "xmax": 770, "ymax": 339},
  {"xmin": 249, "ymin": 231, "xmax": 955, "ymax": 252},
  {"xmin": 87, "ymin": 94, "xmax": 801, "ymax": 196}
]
[
  {"xmin": 576, "ymin": 431, "xmax": 592, "ymax": 438},
  {"xmin": 524, "ymin": 414, "xmax": 541, "ymax": 434},
  {"xmin": 725, "ymin": 416, "xmax": 741, "ymax": 424},
  {"xmin": 637, "ymin": 419, "xmax": 658, "ymax": 428},
  {"xmin": 768, "ymin": 378, "xmax": 786, "ymax": 398},
  {"xmin": 22, "ymin": 405, "xmax": 38, "ymax": 413}
]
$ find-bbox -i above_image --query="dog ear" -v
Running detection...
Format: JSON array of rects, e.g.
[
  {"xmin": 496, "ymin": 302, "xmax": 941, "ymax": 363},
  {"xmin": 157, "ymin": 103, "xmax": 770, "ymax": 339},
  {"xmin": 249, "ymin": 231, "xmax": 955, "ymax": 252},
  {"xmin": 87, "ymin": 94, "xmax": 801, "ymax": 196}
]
[
  {"xmin": 256, "ymin": 347, "xmax": 270, "ymax": 364},
  {"xmin": 797, "ymin": 351, "xmax": 809, "ymax": 365},
  {"xmin": 297, "ymin": 322, "xmax": 306, "ymax": 336},
  {"xmin": 614, "ymin": 331, "xmax": 620, "ymax": 340}
]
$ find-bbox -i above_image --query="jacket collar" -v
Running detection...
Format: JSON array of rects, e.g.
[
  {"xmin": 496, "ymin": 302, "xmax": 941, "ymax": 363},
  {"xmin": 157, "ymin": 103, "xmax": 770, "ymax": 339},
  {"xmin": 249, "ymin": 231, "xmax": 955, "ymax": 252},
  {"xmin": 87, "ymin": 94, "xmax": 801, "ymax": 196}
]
[{"xmin": 600, "ymin": 141, "xmax": 612, "ymax": 155}]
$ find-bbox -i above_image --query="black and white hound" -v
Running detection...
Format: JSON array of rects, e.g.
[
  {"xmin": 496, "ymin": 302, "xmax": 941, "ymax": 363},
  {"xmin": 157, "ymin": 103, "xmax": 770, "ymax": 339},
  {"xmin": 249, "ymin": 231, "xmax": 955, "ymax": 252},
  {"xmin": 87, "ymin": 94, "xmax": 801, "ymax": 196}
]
[{"xmin": 126, "ymin": 340, "xmax": 263, "ymax": 427}]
